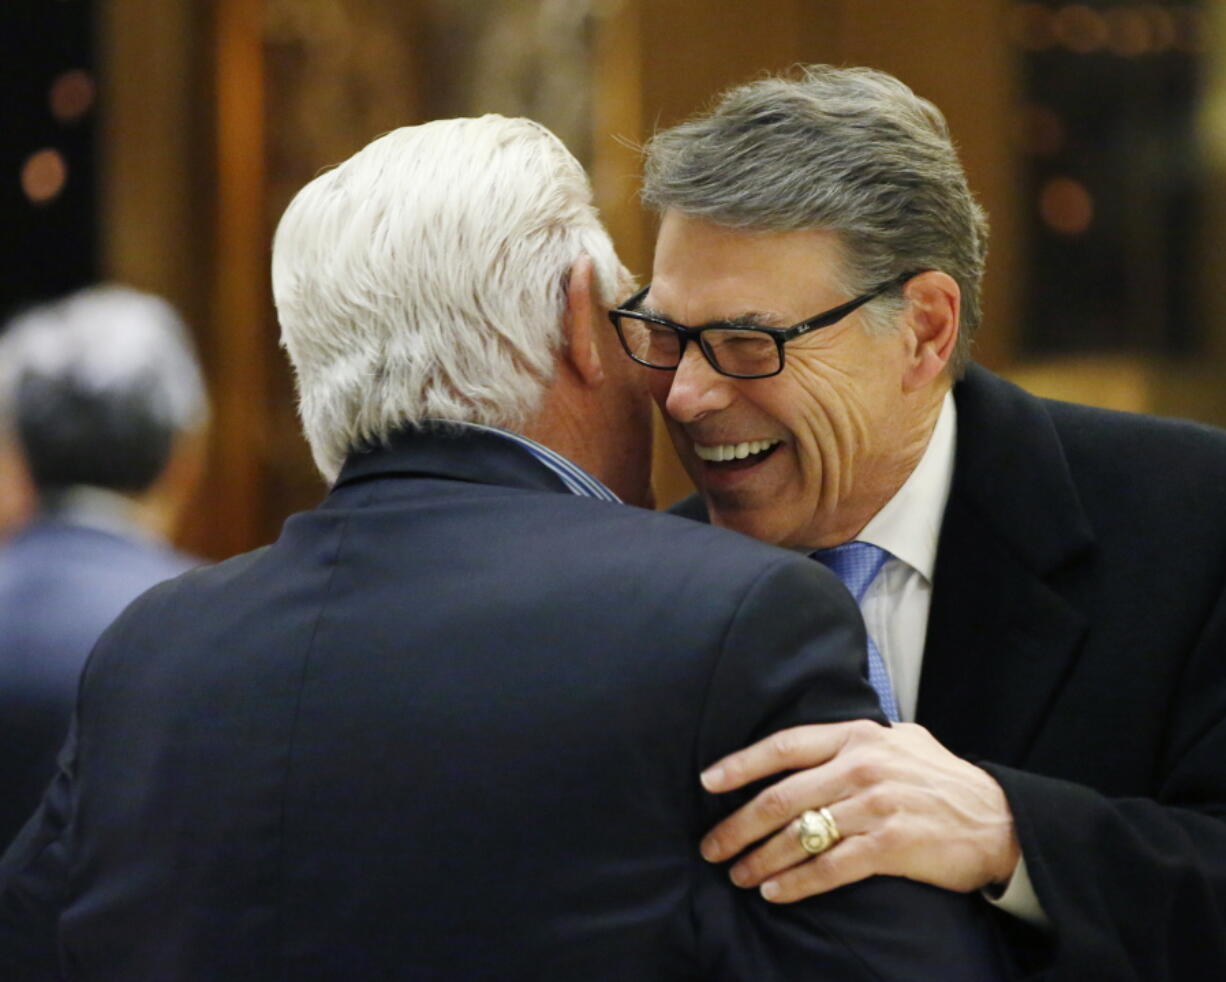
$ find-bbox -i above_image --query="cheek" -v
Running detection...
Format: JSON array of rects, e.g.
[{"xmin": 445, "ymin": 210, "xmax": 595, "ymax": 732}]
[
  {"xmin": 759, "ymin": 380, "xmax": 859, "ymax": 488},
  {"xmin": 755, "ymin": 374, "xmax": 832, "ymax": 444},
  {"xmin": 778, "ymin": 355, "xmax": 876, "ymax": 436}
]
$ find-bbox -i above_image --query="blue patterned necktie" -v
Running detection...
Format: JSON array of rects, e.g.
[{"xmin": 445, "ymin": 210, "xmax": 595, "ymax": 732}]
[{"xmin": 811, "ymin": 541, "xmax": 901, "ymax": 722}]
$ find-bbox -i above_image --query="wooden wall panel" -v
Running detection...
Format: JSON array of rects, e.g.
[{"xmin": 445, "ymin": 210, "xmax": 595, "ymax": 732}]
[
  {"xmin": 103, "ymin": 0, "xmax": 429, "ymax": 559},
  {"xmin": 206, "ymin": 0, "xmax": 270, "ymax": 558},
  {"xmin": 831, "ymin": 0, "xmax": 1021, "ymax": 369},
  {"xmin": 99, "ymin": 0, "xmax": 232, "ymax": 556},
  {"xmin": 99, "ymin": 0, "xmax": 208, "ymax": 326}
]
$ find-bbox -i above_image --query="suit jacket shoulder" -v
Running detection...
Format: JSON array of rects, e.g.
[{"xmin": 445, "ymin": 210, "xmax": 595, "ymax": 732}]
[
  {"xmin": 928, "ymin": 365, "xmax": 1226, "ymax": 980},
  {"xmin": 2, "ymin": 430, "xmax": 1006, "ymax": 981}
]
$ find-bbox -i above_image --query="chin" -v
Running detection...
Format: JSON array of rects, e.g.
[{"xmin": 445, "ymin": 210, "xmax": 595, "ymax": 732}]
[{"xmin": 704, "ymin": 499, "xmax": 787, "ymax": 547}]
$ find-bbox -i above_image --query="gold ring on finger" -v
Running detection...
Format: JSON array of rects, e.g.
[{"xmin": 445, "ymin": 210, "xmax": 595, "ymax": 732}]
[{"xmin": 797, "ymin": 807, "xmax": 840, "ymax": 856}]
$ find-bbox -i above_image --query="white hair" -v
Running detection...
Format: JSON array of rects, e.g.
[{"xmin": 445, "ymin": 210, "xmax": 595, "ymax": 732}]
[
  {"xmin": 0, "ymin": 286, "xmax": 207, "ymax": 431},
  {"xmin": 272, "ymin": 114, "xmax": 631, "ymax": 482}
]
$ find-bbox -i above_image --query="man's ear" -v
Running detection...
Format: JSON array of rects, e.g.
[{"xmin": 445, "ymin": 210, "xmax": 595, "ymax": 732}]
[
  {"xmin": 901, "ymin": 270, "xmax": 960, "ymax": 392},
  {"xmin": 562, "ymin": 255, "xmax": 605, "ymax": 388}
]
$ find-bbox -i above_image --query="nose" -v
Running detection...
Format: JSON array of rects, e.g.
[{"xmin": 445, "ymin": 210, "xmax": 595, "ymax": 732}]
[{"xmin": 661, "ymin": 343, "xmax": 736, "ymax": 424}]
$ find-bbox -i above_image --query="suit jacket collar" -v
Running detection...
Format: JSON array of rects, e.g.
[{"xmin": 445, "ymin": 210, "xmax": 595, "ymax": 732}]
[
  {"xmin": 941, "ymin": 365, "xmax": 1094, "ymax": 575},
  {"xmin": 917, "ymin": 364, "xmax": 1095, "ymax": 764},
  {"xmin": 332, "ymin": 426, "xmax": 573, "ymax": 498}
]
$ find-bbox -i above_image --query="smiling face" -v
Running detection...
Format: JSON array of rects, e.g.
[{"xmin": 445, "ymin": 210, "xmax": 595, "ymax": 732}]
[{"xmin": 647, "ymin": 212, "xmax": 949, "ymax": 550}]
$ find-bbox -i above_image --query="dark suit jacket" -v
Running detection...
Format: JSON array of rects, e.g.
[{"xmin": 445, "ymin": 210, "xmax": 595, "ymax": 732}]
[
  {"xmin": 0, "ymin": 428, "xmax": 1006, "ymax": 981},
  {"xmin": 675, "ymin": 364, "xmax": 1226, "ymax": 980},
  {"xmin": 0, "ymin": 517, "xmax": 195, "ymax": 851},
  {"xmin": 929, "ymin": 365, "xmax": 1226, "ymax": 981}
]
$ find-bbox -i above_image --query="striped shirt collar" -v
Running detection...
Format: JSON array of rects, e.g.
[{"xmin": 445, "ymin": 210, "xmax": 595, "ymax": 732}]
[{"xmin": 439, "ymin": 421, "xmax": 621, "ymax": 504}]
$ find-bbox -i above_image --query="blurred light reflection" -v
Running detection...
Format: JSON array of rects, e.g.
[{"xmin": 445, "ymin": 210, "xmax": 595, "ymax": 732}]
[
  {"xmin": 1053, "ymin": 5, "xmax": 1108, "ymax": 55},
  {"xmin": 1039, "ymin": 176, "xmax": 1094, "ymax": 237},
  {"xmin": 49, "ymin": 69, "xmax": 95, "ymax": 123},
  {"xmin": 21, "ymin": 149, "xmax": 69, "ymax": 205}
]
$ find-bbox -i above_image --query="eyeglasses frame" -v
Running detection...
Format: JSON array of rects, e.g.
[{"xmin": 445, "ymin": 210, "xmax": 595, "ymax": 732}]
[{"xmin": 607, "ymin": 270, "xmax": 923, "ymax": 380}]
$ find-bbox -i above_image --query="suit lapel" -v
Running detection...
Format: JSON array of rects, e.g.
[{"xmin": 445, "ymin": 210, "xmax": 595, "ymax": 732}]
[{"xmin": 917, "ymin": 367, "xmax": 1094, "ymax": 766}]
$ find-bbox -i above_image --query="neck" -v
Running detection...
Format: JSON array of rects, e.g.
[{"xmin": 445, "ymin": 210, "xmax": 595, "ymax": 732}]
[
  {"xmin": 41, "ymin": 484, "xmax": 166, "ymax": 543},
  {"xmin": 522, "ymin": 381, "xmax": 653, "ymax": 509},
  {"xmin": 522, "ymin": 400, "xmax": 593, "ymax": 480},
  {"xmin": 521, "ymin": 387, "xmax": 614, "ymax": 497}
]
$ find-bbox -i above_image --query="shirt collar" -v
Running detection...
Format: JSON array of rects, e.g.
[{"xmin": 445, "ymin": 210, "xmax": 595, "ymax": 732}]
[
  {"xmin": 856, "ymin": 391, "xmax": 956, "ymax": 583},
  {"xmin": 440, "ymin": 421, "xmax": 621, "ymax": 504},
  {"xmin": 40, "ymin": 484, "xmax": 159, "ymax": 544}
]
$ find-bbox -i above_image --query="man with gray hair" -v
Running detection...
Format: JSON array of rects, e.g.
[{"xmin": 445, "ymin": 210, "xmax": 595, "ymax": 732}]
[
  {"xmin": 0, "ymin": 286, "xmax": 207, "ymax": 851},
  {"xmin": 614, "ymin": 63, "xmax": 1226, "ymax": 979},
  {"xmin": 0, "ymin": 115, "xmax": 1005, "ymax": 980}
]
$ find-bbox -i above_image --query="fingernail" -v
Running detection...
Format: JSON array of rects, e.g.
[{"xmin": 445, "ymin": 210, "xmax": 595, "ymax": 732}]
[
  {"xmin": 700, "ymin": 765, "xmax": 724, "ymax": 790},
  {"xmin": 760, "ymin": 881, "xmax": 781, "ymax": 902},
  {"xmin": 700, "ymin": 836, "xmax": 721, "ymax": 862},
  {"xmin": 729, "ymin": 863, "xmax": 749, "ymax": 887}
]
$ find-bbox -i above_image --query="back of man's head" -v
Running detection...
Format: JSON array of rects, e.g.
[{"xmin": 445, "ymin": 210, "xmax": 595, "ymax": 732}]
[
  {"xmin": 0, "ymin": 286, "xmax": 208, "ymax": 498},
  {"xmin": 641, "ymin": 64, "xmax": 989, "ymax": 376},
  {"xmin": 272, "ymin": 115, "xmax": 631, "ymax": 482}
]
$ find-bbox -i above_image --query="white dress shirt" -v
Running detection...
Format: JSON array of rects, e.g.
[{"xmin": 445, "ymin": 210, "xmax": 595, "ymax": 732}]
[
  {"xmin": 844, "ymin": 392, "xmax": 1047, "ymax": 927},
  {"xmin": 855, "ymin": 393, "xmax": 956, "ymax": 724}
]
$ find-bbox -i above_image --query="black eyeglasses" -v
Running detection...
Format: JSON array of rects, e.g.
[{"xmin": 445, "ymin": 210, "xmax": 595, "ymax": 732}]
[{"xmin": 608, "ymin": 271, "xmax": 921, "ymax": 379}]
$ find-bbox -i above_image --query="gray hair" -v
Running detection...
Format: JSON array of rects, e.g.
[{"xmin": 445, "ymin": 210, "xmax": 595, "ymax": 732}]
[
  {"xmin": 641, "ymin": 65, "xmax": 988, "ymax": 376},
  {"xmin": 0, "ymin": 286, "xmax": 208, "ymax": 494},
  {"xmin": 272, "ymin": 115, "xmax": 632, "ymax": 483}
]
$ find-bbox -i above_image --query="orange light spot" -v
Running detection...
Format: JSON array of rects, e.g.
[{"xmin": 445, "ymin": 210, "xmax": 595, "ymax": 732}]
[
  {"xmin": 1139, "ymin": 4, "xmax": 1177, "ymax": 54},
  {"xmin": 1039, "ymin": 177, "xmax": 1094, "ymax": 236},
  {"xmin": 49, "ymin": 69, "xmax": 96, "ymax": 123},
  {"xmin": 1008, "ymin": 3, "xmax": 1055, "ymax": 52},
  {"xmin": 1053, "ymin": 4, "xmax": 1109, "ymax": 54},
  {"xmin": 1104, "ymin": 7, "xmax": 1153, "ymax": 58},
  {"xmin": 21, "ymin": 149, "xmax": 68, "ymax": 205}
]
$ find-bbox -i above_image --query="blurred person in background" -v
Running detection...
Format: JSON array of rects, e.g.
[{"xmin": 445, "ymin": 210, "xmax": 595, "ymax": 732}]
[
  {"xmin": 618, "ymin": 63, "xmax": 1226, "ymax": 981},
  {"xmin": 0, "ymin": 286, "xmax": 208, "ymax": 851},
  {"xmin": 0, "ymin": 115, "xmax": 1006, "ymax": 981}
]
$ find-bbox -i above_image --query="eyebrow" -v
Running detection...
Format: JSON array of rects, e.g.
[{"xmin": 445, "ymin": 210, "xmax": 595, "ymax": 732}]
[{"xmin": 637, "ymin": 304, "xmax": 784, "ymax": 331}]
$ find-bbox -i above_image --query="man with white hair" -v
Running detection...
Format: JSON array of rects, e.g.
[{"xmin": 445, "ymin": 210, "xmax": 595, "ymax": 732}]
[
  {"xmin": 0, "ymin": 115, "xmax": 1005, "ymax": 980},
  {"xmin": 0, "ymin": 286, "xmax": 207, "ymax": 851}
]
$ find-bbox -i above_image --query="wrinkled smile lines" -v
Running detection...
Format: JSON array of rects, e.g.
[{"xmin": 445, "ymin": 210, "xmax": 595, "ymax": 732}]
[{"xmin": 693, "ymin": 438, "xmax": 781, "ymax": 463}]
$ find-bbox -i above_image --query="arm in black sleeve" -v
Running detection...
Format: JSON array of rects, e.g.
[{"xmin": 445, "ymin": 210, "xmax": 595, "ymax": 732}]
[
  {"xmin": 984, "ymin": 585, "xmax": 1226, "ymax": 982},
  {"xmin": 693, "ymin": 554, "xmax": 1013, "ymax": 982},
  {"xmin": 0, "ymin": 720, "xmax": 77, "ymax": 981}
]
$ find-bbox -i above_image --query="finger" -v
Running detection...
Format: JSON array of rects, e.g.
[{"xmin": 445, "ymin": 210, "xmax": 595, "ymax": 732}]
[
  {"xmin": 728, "ymin": 802, "xmax": 854, "ymax": 888},
  {"xmin": 701, "ymin": 719, "xmax": 878, "ymax": 793},
  {"xmin": 701, "ymin": 754, "xmax": 862, "ymax": 862},
  {"xmin": 759, "ymin": 833, "xmax": 882, "ymax": 903}
]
